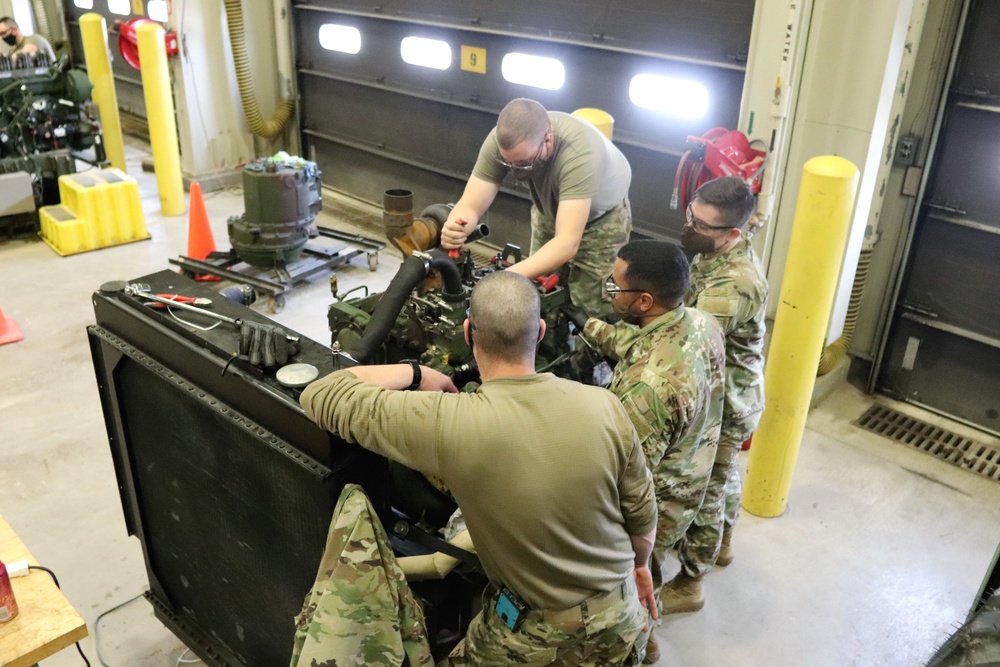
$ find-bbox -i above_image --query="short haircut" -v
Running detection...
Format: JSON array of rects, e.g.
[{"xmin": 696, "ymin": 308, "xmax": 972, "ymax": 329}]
[
  {"xmin": 468, "ymin": 271, "xmax": 541, "ymax": 359},
  {"xmin": 496, "ymin": 98, "xmax": 550, "ymax": 151},
  {"xmin": 617, "ymin": 240, "xmax": 690, "ymax": 308},
  {"xmin": 0, "ymin": 17, "xmax": 16, "ymax": 28},
  {"xmin": 693, "ymin": 176, "xmax": 756, "ymax": 228}
]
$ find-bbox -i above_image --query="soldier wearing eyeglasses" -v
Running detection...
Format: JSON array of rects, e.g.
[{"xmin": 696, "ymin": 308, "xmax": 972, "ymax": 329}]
[
  {"xmin": 441, "ymin": 98, "xmax": 632, "ymax": 318},
  {"xmin": 579, "ymin": 240, "xmax": 726, "ymax": 664},
  {"xmin": 659, "ymin": 176, "xmax": 768, "ymax": 616}
]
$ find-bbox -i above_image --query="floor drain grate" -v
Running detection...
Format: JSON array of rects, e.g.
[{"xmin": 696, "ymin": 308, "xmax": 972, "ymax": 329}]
[{"xmin": 855, "ymin": 404, "xmax": 1000, "ymax": 483}]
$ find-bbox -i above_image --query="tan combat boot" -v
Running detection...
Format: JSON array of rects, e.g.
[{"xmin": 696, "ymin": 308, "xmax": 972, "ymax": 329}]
[
  {"xmin": 659, "ymin": 571, "xmax": 704, "ymax": 614},
  {"xmin": 642, "ymin": 631, "xmax": 661, "ymax": 664},
  {"xmin": 716, "ymin": 529, "xmax": 734, "ymax": 567}
]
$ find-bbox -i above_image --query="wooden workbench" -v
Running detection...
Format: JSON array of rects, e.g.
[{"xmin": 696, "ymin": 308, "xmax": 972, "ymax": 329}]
[{"xmin": 0, "ymin": 514, "xmax": 88, "ymax": 667}]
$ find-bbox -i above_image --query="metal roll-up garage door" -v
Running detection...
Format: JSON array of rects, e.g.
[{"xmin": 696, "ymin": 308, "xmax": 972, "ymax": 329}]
[
  {"xmin": 292, "ymin": 0, "xmax": 754, "ymax": 248},
  {"xmin": 877, "ymin": 0, "xmax": 1000, "ymax": 436},
  {"xmin": 62, "ymin": 0, "xmax": 150, "ymax": 125}
]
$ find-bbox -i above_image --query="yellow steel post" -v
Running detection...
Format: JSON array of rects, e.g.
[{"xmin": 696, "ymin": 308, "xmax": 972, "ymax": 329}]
[
  {"xmin": 572, "ymin": 108, "xmax": 614, "ymax": 140},
  {"xmin": 137, "ymin": 22, "xmax": 185, "ymax": 216},
  {"xmin": 743, "ymin": 156, "xmax": 859, "ymax": 518},
  {"xmin": 79, "ymin": 13, "xmax": 126, "ymax": 172}
]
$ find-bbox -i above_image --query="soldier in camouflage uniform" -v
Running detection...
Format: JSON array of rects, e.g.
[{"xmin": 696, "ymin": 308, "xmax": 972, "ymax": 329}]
[
  {"xmin": 291, "ymin": 483, "xmax": 434, "ymax": 667},
  {"xmin": 441, "ymin": 98, "xmax": 632, "ymax": 318},
  {"xmin": 580, "ymin": 240, "xmax": 726, "ymax": 663},
  {"xmin": 660, "ymin": 176, "xmax": 768, "ymax": 615}
]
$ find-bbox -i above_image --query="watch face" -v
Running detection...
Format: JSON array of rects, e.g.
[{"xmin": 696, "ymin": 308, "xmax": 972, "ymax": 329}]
[{"xmin": 275, "ymin": 363, "xmax": 320, "ymax": 388}]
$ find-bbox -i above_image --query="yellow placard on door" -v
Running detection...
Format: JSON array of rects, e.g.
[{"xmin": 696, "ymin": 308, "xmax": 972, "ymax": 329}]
[{"xmin": 461, "ymin": 46, "xmax": 487, "ymax": 74}]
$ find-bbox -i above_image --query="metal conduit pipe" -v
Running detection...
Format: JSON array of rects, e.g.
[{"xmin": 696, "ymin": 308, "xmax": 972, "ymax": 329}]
[
  {"xmin": 223, "ymin": 0, "xmax": 295, "ymax": 140},
  {"xmin": 30, "ymin": 0, "xmax": 52, "ymax": 44},
  {"xmin": 817, "ymin": 248, "xmax": 872, "ymax": 376}
]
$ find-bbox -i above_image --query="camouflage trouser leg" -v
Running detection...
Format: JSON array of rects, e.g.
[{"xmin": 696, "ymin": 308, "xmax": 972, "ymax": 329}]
[
  {"xmin": 447, "ymin": 579, "xmax": 647, "ymax": 666},
  {"xmin": 649, "ymin": 504, "xmax": 689, "ymax": 607},
  {"xmin": 722, "ymin": 443, "xmax": 743, "ymax": 531},
  {"xmin": 676, "ymin": 443, "xmax": 739, "ymax": 578},
  {"xmin": 530, "ymin": 199, "xmax": 632, "ymax": 319}
]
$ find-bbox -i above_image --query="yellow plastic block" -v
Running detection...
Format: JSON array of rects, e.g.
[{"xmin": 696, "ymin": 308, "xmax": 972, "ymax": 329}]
[{"xmin": 40, "ymin": 168, "xmax": 150, "ymax": 256}]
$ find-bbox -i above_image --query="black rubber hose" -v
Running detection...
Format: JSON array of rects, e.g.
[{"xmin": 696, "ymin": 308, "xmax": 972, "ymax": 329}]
[
  {"xmin": 348, "ymin": 255, "xmax": 428, "ymax": 363},
  {"xmin": 426, "ymin": 250, "xmax": 464, "ymax": 297},
  {"xmin": 348, "ymin": 251, "xmax": 465, "ymax": 362}
]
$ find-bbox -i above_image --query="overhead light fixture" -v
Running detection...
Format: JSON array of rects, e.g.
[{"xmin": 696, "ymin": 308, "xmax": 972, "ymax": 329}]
[
  {"xmin": 318, "ymin": 24, "xmax": 361, "ymax": 55},
  {"xmin": 107, "ymin": 0, "xmax": 130, "ymax": 16},
  {"xmin": 73, "ymin": 0, "xmax": 94, "ymax": 8},
  {"xmin": 147, "ymin": 0, "xmax": 168, "ymax": 22},
  {"xmin": 400, "ymin": 36, "xmax": 452, "ymax": 70},
  {"xmin": 501, "ymin": 53, "xmax": 565, "ymax": 91},
  {"xmin": 629, "ymin": 74, "xmax": 710, "ymax": 118}
]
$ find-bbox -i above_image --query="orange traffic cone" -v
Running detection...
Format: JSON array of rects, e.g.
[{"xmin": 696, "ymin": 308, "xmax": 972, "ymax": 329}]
[
  {"xmin": 0, "ymin": 307, "xmax": 24, "ymax": 345},
  {"xmin": 185, "ymin": 182, "xmax": 220, "ymax": 281}
]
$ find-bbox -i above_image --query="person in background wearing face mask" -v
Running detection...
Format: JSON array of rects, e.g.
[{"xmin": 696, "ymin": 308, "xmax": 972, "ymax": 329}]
[
  {"xmin": 0, "ymin": 17, "xmax": 55, "ymax": 63},
  {"xmin": 441, "ymin": 98, "xmax": 632, "ymax": 318},
  {"xmin": 579, "ymin": 240, "xmax": 725, "ymax": 664},
  {"xmin": 661, "ymin": 176, "xmax": 768, "ymax": 615}
]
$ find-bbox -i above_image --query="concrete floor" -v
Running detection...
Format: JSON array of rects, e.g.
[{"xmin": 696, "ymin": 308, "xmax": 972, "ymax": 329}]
[{"xmin": 1, "ymin": 141, "xmax": 999, "ymax": 666}]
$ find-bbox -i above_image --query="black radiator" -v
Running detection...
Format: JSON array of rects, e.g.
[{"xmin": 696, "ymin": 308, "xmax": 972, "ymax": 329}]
[{"xmin": 88, "ymin": 270, "xmax": 390, "ymax": 666}]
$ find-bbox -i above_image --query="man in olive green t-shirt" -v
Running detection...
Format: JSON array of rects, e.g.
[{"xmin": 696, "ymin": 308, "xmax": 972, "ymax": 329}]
[
  {"xmin": 0, "ymin": 17, "xmax": 55, "ymax": 63},
  {"xmin": 440, "ymin": 98, "xmax": 632, "ymax": 318},
  {"xmin": 302, "ymin": 271, "xmax": 658, "ymax": 665}
]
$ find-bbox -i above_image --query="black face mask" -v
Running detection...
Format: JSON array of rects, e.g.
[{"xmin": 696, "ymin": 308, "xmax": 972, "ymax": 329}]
[
  {"xmin": 611, "ymin": 294, "xmax": 643, "ymax": 325},
  {"xmin": 680, "ymin": 226, "xmax": 718, "ymax": 255},
  {"xmin": 2, "ymin": 34, "xmax": 16, "ymax": 46}
]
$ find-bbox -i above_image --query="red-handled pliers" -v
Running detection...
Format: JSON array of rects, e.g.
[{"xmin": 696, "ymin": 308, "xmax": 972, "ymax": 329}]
[{"xmin": 147, "ymin": 294, "xmax": 213, "ymax": 308}]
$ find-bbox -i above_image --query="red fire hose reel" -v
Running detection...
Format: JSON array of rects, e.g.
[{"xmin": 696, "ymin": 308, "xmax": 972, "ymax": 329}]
[
  {"xmin": 671, "ymin": 127, "xmax": 767, "ymax": 210},
  {"xmin": 116, "ymin": 17, "xmax": 179, "ymax": 70}
]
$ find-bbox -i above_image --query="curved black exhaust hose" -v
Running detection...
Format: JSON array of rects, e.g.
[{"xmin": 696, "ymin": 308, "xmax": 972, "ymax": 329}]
[
  {"xmin": 348, "ymin": 250, "xmax": 465, "ymax": 363},
  {"xmin": 426, "ymin": 249, "xmax": 464, "ymax": 298}
]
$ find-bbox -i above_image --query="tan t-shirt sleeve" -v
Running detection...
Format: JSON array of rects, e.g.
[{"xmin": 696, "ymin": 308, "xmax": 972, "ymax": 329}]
[
  {"xmin": 613, "ymin": 405, "xmax": 658, "ymax": 536},
  {"xmin": 470, "ymin": 129, "xmax": 508, "ymax": 185},
  {"xmin": 300, "ymin": 370, "xmax": 444, "ymax": 478}
]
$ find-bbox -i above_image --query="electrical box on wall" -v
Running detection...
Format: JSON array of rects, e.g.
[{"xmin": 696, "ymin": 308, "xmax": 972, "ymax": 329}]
[{"xmin": 894, "ymin": 134, "xmax": 920, "ymax": 166}]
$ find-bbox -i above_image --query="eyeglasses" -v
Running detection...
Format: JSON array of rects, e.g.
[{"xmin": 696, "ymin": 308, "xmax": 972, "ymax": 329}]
[
  {"xmin": 604, "ymin": 275, "xmax": 645, "ymax": 296},
  {"xmin": 496, "ymin": 134, "xmax": 548, "ymax": 172},
  {"xmin": 686, "ymin": 203, "xmax": 737, "ymax": 234}
]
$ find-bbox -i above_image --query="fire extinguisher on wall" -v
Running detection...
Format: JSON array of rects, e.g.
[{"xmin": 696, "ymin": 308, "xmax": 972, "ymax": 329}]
[{"xmin": 671, "ymin": 128, "xmax": 768, "ymax": 211}]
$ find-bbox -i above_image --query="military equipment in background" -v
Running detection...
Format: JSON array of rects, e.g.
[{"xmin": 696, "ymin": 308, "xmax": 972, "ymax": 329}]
[
  {"xmin": 0, "ymin": 53, "xmax": 105, "ymax": 235},
  {"xmin": 227, "ymin": 154, "xmax": 322, "ymax": 267}
]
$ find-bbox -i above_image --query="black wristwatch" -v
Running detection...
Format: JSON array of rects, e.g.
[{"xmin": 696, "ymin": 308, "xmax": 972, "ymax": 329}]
[{"xmin": 401, "ymin": 359, "xmax": 421, "ymax": 391}]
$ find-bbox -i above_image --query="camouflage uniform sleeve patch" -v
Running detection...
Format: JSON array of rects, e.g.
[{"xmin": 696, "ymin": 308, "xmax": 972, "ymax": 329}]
[{"xmin": 696, "ymin": 289, "xmax": 740, "ymax": 333}]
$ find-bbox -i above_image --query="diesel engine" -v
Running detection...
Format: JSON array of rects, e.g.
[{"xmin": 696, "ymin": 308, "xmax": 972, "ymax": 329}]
[
  {"xmin": 0, "ymin": 53, "xmax": 104, "ymax": 232},
  {"xmin": 328, "ymin": 189, "xmax": 592, "ymax": 388},
  {"xmin": 0, "ymin": 53, "xmax": 103, "ymax": 159}
]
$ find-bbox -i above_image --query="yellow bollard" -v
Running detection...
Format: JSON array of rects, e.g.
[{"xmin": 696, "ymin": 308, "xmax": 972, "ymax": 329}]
[
  {"xmin": 743, "ymin": 156, "xmax": 859, "ymax": 518},
  {"xmin": 137, "ymin": 22, "xmax": 185, "ymax": 216},
  {"xmin": 79, "ymin": 13, "xmax": 127, "ymax": 172},
  {"xmin": 572, "ymin": 108, "xmax": 614, "ymax": 140}
]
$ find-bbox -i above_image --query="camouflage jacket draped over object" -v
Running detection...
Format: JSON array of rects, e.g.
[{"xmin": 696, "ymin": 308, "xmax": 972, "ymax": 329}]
[
  {"xmin": 583, "ymin": 306, "xmax": 726, "ymax": 547},
  {"xmin": 290, "ymin": 484, "xmax": 433, "ymax": 667},
  {"xmin": 687, "ymin": 238, "xmax": 768, "ymax": 445}
]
